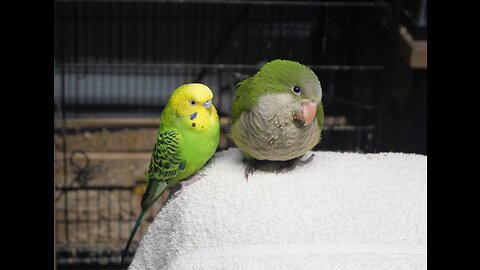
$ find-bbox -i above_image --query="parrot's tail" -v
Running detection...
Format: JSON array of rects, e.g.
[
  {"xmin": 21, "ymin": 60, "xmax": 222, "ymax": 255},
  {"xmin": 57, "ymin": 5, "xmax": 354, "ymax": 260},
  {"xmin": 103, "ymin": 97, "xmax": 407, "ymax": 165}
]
[{"xmin": 121, "ymin": 209, "xmax": 146, "ymax": 265}]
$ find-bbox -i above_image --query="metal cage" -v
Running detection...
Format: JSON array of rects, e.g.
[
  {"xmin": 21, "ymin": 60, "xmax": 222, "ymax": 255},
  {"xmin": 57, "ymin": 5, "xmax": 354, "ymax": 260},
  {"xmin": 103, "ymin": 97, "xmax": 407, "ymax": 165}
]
[{"xmin": 54, "ymin": 0, "xmax": 400, "ymax": 268}]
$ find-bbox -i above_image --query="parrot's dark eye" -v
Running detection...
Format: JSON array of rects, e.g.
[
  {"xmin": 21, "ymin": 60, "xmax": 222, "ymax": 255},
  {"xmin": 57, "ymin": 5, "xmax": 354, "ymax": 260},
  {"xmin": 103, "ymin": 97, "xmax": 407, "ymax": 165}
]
[
  {"xmin": 292, "ymin": 86, "xmax": 301, "ymax": 95},
  {"xmin": 190, "ymin": 100, "xmax": 196, "ymax": 106}
]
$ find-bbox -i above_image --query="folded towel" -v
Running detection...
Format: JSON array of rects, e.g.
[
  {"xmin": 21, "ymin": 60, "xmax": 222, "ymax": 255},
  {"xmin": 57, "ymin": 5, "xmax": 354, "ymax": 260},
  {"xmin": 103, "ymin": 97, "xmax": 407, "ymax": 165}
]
[{"xmin": 129, "ymin": 148, "xmax": 426, "ymax": 270}]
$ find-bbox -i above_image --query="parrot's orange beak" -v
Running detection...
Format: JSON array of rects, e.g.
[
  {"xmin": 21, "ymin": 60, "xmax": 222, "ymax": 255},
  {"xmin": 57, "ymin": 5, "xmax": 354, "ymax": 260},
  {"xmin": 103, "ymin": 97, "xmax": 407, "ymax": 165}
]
[{"xmin": 294, "ymin": 101, "xmax": 317, "ymax": 126}]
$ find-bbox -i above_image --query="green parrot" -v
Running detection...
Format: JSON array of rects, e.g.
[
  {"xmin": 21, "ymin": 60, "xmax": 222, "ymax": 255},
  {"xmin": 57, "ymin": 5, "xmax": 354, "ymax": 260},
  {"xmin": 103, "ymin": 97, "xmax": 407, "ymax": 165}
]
[
  {"xmin": 121, "ymin": 83, "xmax": 220, "ymax": 264},
  {"xmin": 231, "ymin": 59, "xmax": 324, "ymax": 176}
]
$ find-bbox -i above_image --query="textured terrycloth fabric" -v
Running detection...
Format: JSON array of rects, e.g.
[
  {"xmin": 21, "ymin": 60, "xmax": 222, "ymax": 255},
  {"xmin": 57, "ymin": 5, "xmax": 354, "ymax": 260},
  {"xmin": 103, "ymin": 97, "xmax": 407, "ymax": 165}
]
[{"xmin": 129, "ymin": 148, "xmax": 426, "ymax": 270}]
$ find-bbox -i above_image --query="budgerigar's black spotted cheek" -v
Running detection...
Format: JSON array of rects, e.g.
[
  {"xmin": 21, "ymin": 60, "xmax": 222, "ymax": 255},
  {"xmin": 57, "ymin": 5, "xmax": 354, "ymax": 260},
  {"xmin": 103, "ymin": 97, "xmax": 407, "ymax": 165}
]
[{"xmin": 192, "ymin": 123, "xmax": 196, "ymax": 127}]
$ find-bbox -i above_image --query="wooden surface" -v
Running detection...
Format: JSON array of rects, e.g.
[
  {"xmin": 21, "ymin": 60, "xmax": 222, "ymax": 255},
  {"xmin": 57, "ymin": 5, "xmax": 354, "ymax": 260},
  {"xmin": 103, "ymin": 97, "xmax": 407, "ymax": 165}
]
[
  {"xmin": 55, "ymin": 151, "xmax": 151, "ymax": 161},
  {"xmin": 54, "ymin": 117, "xmax": 231, "ymax": 129}
]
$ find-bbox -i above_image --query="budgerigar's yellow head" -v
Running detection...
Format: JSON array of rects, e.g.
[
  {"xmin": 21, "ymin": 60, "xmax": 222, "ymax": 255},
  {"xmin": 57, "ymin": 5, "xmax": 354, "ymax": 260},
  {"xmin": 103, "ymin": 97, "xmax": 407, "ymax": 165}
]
[{"xmin": 166, "ymin": 83, "xmax": 219, "ymax": 131}]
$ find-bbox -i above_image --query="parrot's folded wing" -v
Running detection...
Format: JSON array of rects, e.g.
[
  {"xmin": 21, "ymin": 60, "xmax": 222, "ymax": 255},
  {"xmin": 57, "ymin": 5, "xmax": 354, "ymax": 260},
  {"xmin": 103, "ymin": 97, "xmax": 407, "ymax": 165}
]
[
  {"xmin": 231, "ymin": 78, "xmax": 252, "ymax": 124},
  {"xmin": 143, "ymin": 130, "xmax": 185, "ymax": 208},
  {"xmin": 316, "ymin": 101, "xmax": 324, "ymax": 131},
  {"xmin": 149, "ymin": 131, "xmax": 185, "ymax": 179}
]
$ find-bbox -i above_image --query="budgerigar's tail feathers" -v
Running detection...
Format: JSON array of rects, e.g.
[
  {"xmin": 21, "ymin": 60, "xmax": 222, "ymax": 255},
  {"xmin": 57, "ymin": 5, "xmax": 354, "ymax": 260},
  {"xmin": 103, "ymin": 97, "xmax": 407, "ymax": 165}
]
[
  {"xmin": 121, "ymin": 209, "xmax": 146, "ymax": 265},
  {"xmin": 121, "ymin": 180, "xmax": 169, "ymax": 265}
]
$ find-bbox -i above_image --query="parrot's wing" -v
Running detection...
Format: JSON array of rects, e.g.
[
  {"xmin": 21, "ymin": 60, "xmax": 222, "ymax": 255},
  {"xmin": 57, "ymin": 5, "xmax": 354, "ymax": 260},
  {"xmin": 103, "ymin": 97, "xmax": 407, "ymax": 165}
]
[
  {"xmin": 142, "ymin": 130, "xmax": 186, "ymax": 209},
  {"xmin": 316, "ymin": 101, "xmax": 325, "ymax": 131},
  {"xmin": 231, "ymin": 78, "xmax": 251, "ymax": 124}
]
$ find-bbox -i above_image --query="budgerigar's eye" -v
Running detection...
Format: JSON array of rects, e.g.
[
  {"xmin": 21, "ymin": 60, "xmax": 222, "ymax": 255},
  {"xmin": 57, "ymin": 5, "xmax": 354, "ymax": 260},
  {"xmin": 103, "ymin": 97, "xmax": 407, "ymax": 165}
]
[
  {"xmin": 203, "ymin": 100, "xmax": 212, "ymax": 108},
  {"xmin": 190, "ymin": 100, "xmax": 196, "ymax": 106},
  {"xmin": 292, "ymin": 86, "xmax": 301, "ymax": 95}
]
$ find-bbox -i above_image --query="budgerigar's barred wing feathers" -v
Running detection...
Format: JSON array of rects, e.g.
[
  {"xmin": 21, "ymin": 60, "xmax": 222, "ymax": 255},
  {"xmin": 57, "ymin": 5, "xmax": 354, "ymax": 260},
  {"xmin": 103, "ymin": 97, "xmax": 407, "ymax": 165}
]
[
  {"xmin": 142, "ymin": 130, "xmax": 186, "ymax": 209},
  {"xmin": 149, "ymin": 130, "xmax": 186, "ymax": 180}
]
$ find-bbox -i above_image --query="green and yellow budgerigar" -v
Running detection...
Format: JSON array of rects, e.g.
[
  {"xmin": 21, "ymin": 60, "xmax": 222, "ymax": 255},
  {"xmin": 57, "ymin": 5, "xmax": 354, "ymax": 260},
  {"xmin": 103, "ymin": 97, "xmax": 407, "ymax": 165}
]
[
  {"xmin": 231, "ymin": 59, "xmax": 324, "ymax": 175},
  {"xmin": 121, "ymin": 83, "xmax": 220, "ymax": 264}
]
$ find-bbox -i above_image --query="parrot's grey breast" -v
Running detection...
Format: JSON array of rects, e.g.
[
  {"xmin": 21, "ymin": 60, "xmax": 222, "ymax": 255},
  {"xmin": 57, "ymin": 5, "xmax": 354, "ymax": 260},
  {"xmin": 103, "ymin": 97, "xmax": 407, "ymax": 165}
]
[{"xmin": 231, "ymin": 93, "xmax": 321, "ymax": 161}]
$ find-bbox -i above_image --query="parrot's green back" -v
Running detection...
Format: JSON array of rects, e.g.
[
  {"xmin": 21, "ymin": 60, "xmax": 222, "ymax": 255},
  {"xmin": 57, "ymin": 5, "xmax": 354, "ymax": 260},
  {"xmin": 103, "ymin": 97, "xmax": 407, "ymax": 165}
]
[{"xmin": 121, "ymin": 83, "xmax": 220, "ymax": 264}]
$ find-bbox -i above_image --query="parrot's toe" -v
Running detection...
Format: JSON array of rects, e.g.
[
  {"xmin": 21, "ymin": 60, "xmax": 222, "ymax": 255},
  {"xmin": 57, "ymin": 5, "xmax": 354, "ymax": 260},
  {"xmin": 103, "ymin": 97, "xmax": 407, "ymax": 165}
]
[
  {"xmin": 243, "ymin": 157, "xmax": 261, "ymax": 180},
  {"xmin": 275, "ymin": 153, "xmax": 315, "ymax": 174},
  {"xmin": 298, "ymin": 152, "xmax": 315, "ymax": 165},
  {"xmin": 275, "ymin": 162, "xmax": 296, "ymax": 174},
  {"xmin": 244, "ymin": 165, "xmax": 257, "ymax": 180},
  {"xmin": 243, "ymin": 155, "xmax": 316, "ymax": 178}
]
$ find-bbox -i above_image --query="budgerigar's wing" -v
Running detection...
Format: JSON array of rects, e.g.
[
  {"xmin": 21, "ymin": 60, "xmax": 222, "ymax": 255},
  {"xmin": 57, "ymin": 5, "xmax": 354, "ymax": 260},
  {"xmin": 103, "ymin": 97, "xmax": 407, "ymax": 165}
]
[
  {"xmin": 121, "ymin": 130, "xmax": 186, "ymax": 264},
  {"xmin": 142, "ymin": 130, "xmax": 186, "ymax": 208}
]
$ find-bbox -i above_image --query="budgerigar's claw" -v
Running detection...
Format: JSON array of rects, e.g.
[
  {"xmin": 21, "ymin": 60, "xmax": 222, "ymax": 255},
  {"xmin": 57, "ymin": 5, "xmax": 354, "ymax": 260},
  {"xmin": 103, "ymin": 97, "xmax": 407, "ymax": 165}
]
[{"xmin": 170, "ymin": 185, "xmax": 181, "ymax": 198}]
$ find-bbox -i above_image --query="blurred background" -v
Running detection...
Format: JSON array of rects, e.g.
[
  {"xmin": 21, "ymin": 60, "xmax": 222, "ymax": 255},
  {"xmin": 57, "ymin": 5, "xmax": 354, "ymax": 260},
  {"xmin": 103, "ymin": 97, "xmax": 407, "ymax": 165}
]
[{"xmin": 54, "ymin": 0, "xmax": 426, "ymax": 269}]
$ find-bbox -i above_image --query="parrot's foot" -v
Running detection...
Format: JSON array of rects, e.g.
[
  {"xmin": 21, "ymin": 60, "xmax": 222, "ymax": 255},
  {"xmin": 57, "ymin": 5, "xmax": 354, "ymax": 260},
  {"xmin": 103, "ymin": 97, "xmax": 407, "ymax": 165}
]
[
  {"xmin": 276, "ymin": 152, "xmax": 316, "ymax": 174},
  {"xmin": 243, "ymin": 152, "xmax": 315, "ymax": 179},
  {"xmin": 299, "ymin": 152, "xmax": 316, "ymax": 165},
  {"xmin": 171, "ymin": 173, "xmax": 207, "ymax": 197},
  {"xmin": 244, "ymin": 165, "xmax": 256, "ymax": 180},
  {"xmin": 244, "ymin": 158, "xmax": 263, "ymax": 180}
]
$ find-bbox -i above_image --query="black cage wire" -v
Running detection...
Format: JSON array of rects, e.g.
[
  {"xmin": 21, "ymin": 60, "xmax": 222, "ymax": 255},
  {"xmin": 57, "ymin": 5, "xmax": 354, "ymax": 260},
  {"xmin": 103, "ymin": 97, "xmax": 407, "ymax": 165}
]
[{"xmin": 54, "ymin": 0, "xmax": 407, "ymax": 268}]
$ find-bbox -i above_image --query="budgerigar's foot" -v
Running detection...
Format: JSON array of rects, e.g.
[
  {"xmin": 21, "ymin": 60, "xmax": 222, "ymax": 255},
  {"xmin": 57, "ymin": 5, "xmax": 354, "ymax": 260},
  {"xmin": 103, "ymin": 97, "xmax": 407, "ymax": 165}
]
[
  {"xmin": 170, "ymin": 185, "xmax": 181, "ymax": 198},
  {"xmin": 171, "ymin": 173, "xmax": 207, "ymax": 197}
]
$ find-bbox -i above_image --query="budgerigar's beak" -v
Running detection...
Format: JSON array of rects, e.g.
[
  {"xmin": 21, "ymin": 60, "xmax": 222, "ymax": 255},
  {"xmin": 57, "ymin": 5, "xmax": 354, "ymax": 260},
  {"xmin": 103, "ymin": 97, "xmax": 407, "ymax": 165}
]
[{"xmin": 294, "ymin": 101, "xmax": 317, "ymax": 126}]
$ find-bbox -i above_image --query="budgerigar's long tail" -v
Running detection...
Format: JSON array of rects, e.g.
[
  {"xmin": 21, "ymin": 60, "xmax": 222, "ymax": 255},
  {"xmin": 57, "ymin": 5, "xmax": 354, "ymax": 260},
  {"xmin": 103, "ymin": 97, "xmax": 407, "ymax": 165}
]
[{"xmin": 121, "ymin": 208, "xmax": 146, "ymax": 265}]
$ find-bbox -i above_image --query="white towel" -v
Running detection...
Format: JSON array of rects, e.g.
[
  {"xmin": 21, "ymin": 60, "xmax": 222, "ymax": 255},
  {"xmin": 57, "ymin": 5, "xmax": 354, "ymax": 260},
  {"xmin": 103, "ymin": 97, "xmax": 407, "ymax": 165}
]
[{"xmin": 129, "ymin": 148, "xmax": 426, "ymax": 270}]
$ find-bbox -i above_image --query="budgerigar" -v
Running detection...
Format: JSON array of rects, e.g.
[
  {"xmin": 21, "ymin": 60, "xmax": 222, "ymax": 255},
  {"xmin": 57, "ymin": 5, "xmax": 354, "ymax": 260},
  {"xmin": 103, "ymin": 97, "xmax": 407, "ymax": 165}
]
[
  {"xmin": 121, "ymin": 83, "xmax": 220, "ymax": 264},
  {"xmin": 231, "ymin": 59, "xmax": 324, "ymax": 176}
]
